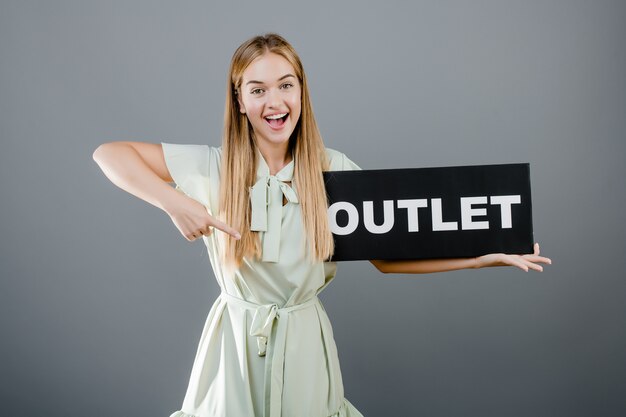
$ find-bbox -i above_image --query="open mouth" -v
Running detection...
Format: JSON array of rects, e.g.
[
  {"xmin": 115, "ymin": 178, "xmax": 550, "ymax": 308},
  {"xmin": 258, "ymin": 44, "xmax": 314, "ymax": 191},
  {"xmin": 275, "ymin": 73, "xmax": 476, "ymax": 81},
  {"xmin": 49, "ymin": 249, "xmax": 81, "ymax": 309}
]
[{"xmin": 264, "ymin": 113, "xmax": 289, "ymax": 129}]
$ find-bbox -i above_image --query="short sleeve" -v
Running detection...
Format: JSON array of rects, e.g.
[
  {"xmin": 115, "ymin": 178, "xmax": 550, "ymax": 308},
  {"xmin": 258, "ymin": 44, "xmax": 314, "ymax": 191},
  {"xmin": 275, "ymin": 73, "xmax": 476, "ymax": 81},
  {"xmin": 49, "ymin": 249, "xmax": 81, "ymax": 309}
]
[
  {"xmin": 161, "ymin": 142, "xmax": 214, "ymax": 213},
  {"xmin": 340, "ymin": 153, "xmax": 362, "ymax": 171},
  {"xmin": 325, "ymin": 147, "xmax": 362, "ymax": 171}
]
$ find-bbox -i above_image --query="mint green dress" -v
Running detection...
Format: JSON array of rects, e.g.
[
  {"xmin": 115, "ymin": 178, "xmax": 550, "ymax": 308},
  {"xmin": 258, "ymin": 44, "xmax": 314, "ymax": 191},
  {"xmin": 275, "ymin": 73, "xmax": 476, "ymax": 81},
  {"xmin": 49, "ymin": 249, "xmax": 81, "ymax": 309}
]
[{"xmin": 161, "ymin": 142, "xmax": 364, "ymax": 417}]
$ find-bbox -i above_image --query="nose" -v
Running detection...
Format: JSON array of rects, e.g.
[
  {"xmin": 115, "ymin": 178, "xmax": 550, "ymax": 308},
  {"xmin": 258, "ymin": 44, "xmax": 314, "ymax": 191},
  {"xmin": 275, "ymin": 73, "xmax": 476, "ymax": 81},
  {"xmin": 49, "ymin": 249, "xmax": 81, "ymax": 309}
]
[{"xmin": 266, "ymin": 87, "xmax": 282, "ymax": 108}]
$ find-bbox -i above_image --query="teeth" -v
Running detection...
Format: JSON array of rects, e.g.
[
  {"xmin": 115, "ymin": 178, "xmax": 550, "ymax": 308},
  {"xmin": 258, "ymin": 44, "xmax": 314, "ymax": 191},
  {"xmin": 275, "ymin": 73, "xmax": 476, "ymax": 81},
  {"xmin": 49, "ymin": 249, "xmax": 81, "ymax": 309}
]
[{"xmin": 265, "ymin": 113, "xmax": 287, "ymax": 120}]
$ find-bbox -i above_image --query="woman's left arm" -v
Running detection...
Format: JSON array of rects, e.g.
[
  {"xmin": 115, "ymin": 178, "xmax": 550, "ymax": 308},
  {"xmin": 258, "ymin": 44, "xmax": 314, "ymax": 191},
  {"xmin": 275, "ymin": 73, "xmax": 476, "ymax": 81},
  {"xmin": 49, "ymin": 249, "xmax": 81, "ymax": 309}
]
[{"xmin": 369, "ymin": 243, "xmax": 552, "ymax": 274}]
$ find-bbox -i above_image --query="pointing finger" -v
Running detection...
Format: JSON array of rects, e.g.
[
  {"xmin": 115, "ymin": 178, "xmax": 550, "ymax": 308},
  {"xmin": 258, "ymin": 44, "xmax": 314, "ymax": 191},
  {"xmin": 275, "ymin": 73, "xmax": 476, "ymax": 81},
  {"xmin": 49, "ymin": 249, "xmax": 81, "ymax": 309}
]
[{"xmin": 209, "ymin": 217, "xmax": 241, "ymax": 240}]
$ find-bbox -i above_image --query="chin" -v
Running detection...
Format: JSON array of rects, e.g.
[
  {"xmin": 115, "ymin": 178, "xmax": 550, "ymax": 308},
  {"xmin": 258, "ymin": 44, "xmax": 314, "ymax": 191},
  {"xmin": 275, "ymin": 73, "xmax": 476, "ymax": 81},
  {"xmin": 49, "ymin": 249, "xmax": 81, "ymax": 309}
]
[
  {"xmin": 257, "ymin": 129, "xmax": 296, "ymax": 147},
  {"xmin": 266, "ymin": 136, "xmax": 292, "ymax": 146}
]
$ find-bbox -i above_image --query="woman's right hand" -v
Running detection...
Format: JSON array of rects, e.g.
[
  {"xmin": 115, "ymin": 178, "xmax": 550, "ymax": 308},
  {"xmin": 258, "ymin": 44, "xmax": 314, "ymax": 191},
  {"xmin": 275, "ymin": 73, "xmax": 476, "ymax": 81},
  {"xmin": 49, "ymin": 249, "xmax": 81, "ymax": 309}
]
[{"xmin": 166, "ymin": 194, "xmax": 241, "ymax": 242}]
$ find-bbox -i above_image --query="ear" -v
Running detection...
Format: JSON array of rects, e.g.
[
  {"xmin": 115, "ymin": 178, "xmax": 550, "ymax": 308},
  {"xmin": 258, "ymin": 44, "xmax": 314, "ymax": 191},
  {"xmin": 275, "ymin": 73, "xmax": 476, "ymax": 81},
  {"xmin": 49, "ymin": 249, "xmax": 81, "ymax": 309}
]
[{"xmin": 236, "ymin": 92, "xmax": 246, "ymax": 114}]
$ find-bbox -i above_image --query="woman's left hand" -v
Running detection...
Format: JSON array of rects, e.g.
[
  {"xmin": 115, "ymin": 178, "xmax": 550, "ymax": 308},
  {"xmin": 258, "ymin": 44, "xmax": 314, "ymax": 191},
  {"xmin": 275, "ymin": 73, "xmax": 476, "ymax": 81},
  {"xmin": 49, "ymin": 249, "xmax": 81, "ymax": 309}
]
[{"xmin": 475, "ymin": 243, "xmax": 552, "ymax": 272}]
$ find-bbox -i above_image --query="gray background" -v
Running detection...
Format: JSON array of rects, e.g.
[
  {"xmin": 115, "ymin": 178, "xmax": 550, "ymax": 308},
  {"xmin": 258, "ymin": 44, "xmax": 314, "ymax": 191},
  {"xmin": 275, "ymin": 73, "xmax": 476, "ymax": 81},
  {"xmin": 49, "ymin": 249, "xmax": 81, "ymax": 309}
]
[{"xmin": 1, "ymin": 0, "xmax": 624, "ymax": 416}]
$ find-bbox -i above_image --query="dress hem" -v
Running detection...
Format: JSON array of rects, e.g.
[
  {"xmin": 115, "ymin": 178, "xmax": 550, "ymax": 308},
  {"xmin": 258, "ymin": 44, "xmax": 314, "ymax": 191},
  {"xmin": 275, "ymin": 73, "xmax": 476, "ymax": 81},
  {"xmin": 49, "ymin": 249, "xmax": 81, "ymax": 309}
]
[{"xmin": 168, "ymin": 396, "xmax": 364, "ymax": 417}]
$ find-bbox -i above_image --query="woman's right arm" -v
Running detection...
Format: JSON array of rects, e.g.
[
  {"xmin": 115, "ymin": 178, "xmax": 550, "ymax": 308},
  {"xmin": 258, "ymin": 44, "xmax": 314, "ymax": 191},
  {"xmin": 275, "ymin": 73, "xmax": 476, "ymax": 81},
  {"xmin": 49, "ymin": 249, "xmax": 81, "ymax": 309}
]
[
  {"xmin": 92, "ymin": 141, "xmax": 178, "ymax": 212},
  {"xmin": 92, "ymin": 141, "xmax": 240, "ymax": 240}
]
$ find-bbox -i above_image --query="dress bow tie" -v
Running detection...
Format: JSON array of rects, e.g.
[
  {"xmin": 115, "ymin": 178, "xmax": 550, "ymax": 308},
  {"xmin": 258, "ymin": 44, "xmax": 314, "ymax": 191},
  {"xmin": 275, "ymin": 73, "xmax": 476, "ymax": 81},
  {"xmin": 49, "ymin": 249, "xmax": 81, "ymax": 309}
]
[{"xmin": 249, "ymin": 155, "xmax": 298, "ymax": 262}]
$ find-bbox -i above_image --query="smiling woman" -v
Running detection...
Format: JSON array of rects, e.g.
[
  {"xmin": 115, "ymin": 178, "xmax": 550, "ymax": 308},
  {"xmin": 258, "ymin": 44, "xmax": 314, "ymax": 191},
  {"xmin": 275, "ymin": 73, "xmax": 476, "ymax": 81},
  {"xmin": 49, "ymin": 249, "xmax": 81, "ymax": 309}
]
[
  {"xmin": 92, "ymin": 32, "xmax": 551, "ymax": 417},
  {"xmin": 98, "ymin": 33, "xmax": 365, "ymax": 417}
]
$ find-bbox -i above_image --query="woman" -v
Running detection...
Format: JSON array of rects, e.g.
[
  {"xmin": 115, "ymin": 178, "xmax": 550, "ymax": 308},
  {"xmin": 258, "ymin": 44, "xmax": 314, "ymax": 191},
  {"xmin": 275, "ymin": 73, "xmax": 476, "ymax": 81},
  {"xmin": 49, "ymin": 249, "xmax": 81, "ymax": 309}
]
[{"xmin": 93, "ymin": 33, "xmax": 551, "ymax": 417}]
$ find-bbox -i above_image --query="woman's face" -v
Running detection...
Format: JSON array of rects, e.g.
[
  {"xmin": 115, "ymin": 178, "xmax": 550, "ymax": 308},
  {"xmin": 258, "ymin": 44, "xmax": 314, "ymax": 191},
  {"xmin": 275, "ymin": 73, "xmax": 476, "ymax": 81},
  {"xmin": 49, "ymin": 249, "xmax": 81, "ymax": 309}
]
[{"xmin": 237, "ymin": 52, "xmax": 301, "ymax": 151}]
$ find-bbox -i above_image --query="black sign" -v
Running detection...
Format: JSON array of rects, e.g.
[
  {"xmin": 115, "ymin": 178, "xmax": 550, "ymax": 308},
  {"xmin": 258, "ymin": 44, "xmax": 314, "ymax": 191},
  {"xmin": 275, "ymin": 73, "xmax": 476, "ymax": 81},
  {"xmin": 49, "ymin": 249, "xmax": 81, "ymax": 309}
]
[{"xmin": 323, "ymin": 163, "xmax": 534, "ymax": 261}]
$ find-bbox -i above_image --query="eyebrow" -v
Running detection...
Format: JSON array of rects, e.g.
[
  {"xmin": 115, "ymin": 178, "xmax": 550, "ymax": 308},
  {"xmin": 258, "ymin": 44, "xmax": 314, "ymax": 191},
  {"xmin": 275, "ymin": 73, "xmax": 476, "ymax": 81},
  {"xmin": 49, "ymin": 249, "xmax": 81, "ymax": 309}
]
[{"xmin": 245, "ymin": 74, "xmax": 296, "ymax": 86}]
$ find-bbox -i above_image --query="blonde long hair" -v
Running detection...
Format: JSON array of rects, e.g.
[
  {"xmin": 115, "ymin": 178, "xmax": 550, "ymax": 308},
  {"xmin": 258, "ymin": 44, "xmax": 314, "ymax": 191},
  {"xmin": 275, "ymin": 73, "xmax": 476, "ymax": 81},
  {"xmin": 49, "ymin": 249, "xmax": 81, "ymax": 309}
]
[{"xmin": 218, "ymin": 33, "xmax": 333, "ymax": 269}]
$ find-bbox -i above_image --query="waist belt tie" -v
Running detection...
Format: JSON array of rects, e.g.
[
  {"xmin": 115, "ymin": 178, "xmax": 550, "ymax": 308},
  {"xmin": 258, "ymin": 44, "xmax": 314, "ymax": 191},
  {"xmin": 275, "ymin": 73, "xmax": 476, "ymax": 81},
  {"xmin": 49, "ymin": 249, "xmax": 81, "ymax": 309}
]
[{"xmin": 219, "ymin": 291, "xmax": 319, "ymax": 417}]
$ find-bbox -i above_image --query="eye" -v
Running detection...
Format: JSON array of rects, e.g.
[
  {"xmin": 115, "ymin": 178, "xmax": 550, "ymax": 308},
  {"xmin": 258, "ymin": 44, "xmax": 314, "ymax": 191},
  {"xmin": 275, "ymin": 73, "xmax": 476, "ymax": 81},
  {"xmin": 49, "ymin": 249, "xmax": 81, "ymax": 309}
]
[
  {"xmin": 280, "ymin": 82, "xmax": 294, "ymax": 89},
  {"xmin": 250, "ymin": 88, "xmax": 264, "ymax": 95}
]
